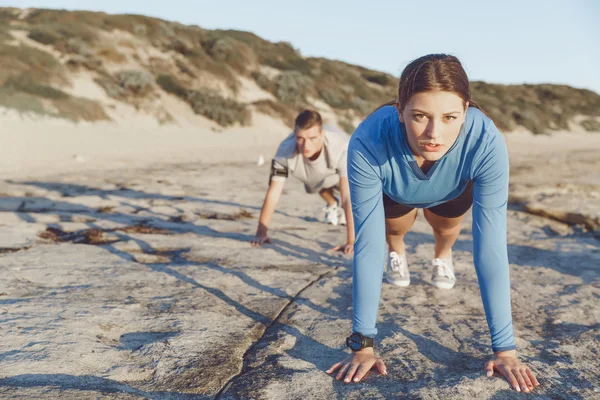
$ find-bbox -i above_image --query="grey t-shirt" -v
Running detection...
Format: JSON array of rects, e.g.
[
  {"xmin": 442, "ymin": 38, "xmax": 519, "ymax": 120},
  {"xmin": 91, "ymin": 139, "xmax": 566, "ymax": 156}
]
[{"xmin": 271, "ymin": 126, "xmax": 349, "ymax": 193}]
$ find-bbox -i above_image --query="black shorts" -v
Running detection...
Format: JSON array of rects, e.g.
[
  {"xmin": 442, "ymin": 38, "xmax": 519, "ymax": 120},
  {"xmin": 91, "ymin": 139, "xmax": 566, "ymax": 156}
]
[{"xmin": 383, "ymin": 182, "xmax": 474, "ymax": 219}]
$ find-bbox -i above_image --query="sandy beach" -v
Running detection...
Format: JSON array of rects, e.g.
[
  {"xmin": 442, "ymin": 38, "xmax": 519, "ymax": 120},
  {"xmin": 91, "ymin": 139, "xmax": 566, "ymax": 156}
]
[{"xmin": 1, "ymin": 111, "xmax": 599, "ymax": 399}]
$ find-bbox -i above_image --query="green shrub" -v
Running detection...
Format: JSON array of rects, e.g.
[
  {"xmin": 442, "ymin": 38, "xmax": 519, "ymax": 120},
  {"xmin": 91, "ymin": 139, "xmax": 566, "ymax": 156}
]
[
  {"xmin": 156, "ymin": 74, "xmax": 250, "ymax": 126},
  {"xmin": 187, "ymin": 90, "xmax": 251, "ymax": 126},
  {"xmin": 28, "ymin": 28, "xmax": 59, "ymax": 45},
  {"xmin": 352, "ymin": 98, "xmax": 372, "ymax": 115},
  {"xmin": 251, "ymin": 71, "xmax": 277, "ymax": 95},
  {"xmin": 156, "ymin": 74, "xmax": 187, "ymax": 98},
  {"xmin": 0, "ymin": 43, "xmax": 69, "ymax": 88},
  {"xmin": 114, "ymin": 70, "xmax": 154, "ymax": 95},
  {"xmin": 165, "ymin": 36, "xmax": 195, "ymax": 55},
  {"xmin": 53, "ymin": 97, "xmax": 109, "ymax": 122},
  {"xmin": 24, "ymin": 11, "xmax": 99, "ymax": 44},
  {"xmin": 252, "ymin": 99, "xmax": 296, "ymax": 126},
  {"xmin": 0, "ymin": 8, "xmax": 19, "ymax": 21},
  {"xmin": 95, "ymin": 70, "xmax": 154, "ymax": 99},
  {"xmin": 215, "ymin": 30, "xmax": 311, "ymax": 74},
  {"xmin": 0, "ymin": 84, "xmax": 108, "ymax": 122},
  {"xmin": 175, "ymin": 59, "xmax": 197, "ymax": 77},
  {"xmin": 318, "ymin": 88, "xmax": 352, "ymax": 110},
  {"xmin": 183, "ymin": 48, "xmax": 240, "ymax": 93},
  {"xmin": 0, "ymin": 24, "xmax": 13, "ymax": 43},
  {"xmin": 94, "ymin": 76, "xmax": 124, "ymax": 98},
  {"xmin": 276, "ymin": 71, "xmax": 312, "ymax": 106},
  {"xmin": 0, "ymin": 87, "xmax": 50, "ymax": 116},
  {"xmin": 581, "ymin": 118, "xmax": 600, "ymax": 132},
  {"xmin": 201, "ymin": 35, "xmax": 255, "ymax": 74},
  {"xmin": 61, "ymin": 37, "xmax": 92, "ymax": 56},
  {"xmin": 471, "ymin": 82, "xmax": 600, "ymax": 133},
  {"xmin": 66, "ymin": 55, "xmax": 104, "ymax": 72},
  {"xmin": 0, "ymin": 42, "xmax": 60, "ymax": 70},
  {"xmin": 361, "ymin": 71, "xmax": 392, "ymax": 86},
  {"xmin": 3, "ymin": 75, "xmax": 69, "ymax": 99},
  {"xmin": 338, "ymin": 118, "xmax": 355, "ymax": 134},
  {"xmin": 308, "ymin": 58, "xmax": 395, "ymax": 116}
]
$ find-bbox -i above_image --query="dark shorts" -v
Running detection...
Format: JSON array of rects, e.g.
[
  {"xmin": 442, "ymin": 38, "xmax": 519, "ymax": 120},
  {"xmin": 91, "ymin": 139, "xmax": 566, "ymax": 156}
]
[{"xmin": 383, "ymin": 182, "xmax": 474, "ymax": 219}]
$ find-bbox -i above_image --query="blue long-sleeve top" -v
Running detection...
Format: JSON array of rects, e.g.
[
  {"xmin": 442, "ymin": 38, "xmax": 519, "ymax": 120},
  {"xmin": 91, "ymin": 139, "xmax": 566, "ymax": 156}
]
[{"xmin": 348, "ymin": 105, "xmax": 515, "ymax": 352}]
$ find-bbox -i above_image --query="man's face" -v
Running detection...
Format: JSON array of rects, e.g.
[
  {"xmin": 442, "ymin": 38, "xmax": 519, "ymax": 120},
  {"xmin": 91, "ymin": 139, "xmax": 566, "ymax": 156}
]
[{"xmin": 295, "ymin": 125, "xmax": 324, "ymax": 159}]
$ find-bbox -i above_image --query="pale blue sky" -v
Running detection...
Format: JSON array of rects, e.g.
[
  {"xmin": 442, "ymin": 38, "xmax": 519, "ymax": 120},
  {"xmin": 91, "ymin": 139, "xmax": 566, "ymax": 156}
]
[{"xmin": 4, "ymin": 0, "xmax": 600, "ymax": 93}]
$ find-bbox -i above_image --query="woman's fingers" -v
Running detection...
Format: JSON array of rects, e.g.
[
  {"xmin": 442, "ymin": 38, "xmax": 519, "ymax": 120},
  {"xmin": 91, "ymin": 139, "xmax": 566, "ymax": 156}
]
[
  {"xmin": 352, "ymin": 362, "xmax": 372, "ymax": 382},
  {"xmin": 498, "ymin": 366, "xmax": 521, "ymax": 392},
  {"xmin": 513, "ymin": 369, "xmax": 530, "ymax": 392},
  {"xmin": 374, "ymin": 358, "xmax": 387, "ymax": 375},
  {"xmin": 343, "ymin": 363, "xmax": 360, "ymax": 383},
  {"xmin": 335, "ymin": 362, "xmax": 352, "ymax": 381},
  {"xmin": 520, "ymin": 368, "xmax": 534, "ymax": 390},
  {"xmin": 526, "ymin": 367, "xmax": 540, "ymax": 386},
  {"xmin": 326, "ymin": 361, "xmax": 343, "ymax": 374},
  {"xmin": 484, "ymin": 360, "xmax": 494, "ymax": 377}
]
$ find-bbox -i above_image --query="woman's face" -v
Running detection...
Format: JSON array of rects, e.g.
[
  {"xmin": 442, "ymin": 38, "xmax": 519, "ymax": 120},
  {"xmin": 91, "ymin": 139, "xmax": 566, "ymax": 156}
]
[{"xmin": 396, "ymin": 91, "xmax": 468, "ymax": 162}]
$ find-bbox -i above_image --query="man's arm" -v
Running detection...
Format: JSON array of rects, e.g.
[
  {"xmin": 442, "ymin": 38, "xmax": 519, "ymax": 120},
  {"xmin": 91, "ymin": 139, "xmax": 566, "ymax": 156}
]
[
  {"xmin": 336, "ymin": 176, "xmax": 355, "ymax": 254},
  {"xmin": 252, "ymin": 179, "xmax": 285, "ymax": 246}
]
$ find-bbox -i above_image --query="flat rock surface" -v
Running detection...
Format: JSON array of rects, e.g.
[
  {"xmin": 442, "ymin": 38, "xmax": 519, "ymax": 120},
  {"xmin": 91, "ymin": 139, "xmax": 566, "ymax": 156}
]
[{"xmin": 1, "ymin": 136, "xmax": 600, "ymax": 399}]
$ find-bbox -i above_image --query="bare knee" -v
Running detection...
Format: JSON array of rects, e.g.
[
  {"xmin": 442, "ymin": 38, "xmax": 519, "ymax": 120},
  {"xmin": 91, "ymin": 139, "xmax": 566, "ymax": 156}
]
[
  {"xmin": 385, "ymin": 209, "xmax": 418, "ymax": 236},
  {"xmin": 424, "ymin": 210, "xmax": 463, "ymax": 237},
  {"xmin": 431, "ymin": 224, "xmax": 461, "ymax": 237}
]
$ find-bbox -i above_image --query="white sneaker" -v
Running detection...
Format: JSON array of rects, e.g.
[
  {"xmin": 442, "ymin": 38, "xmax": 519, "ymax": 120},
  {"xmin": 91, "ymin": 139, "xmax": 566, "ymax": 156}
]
[
  {"xmin": 385, "ymin": 251, "xmax": 410, "ymax": 287},
  {"xmin": 323, "ymin": 204, "xmax": 339, "ymax": 226},
  {"xmin": 338, "ymin": 207, "xmax": 346, "ymax": 226},
  {"xmin": 431, "ymin": 255, "xmax": 456, "ymax": 289}
]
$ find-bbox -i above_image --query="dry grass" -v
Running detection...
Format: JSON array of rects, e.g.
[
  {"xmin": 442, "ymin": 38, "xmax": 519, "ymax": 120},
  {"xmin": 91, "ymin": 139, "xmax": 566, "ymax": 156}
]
[
  {"xmin": 0, "ymin": 43, "xmax": 67, "ymax": 85},
  {"xmin": 0, "ymin": 88, "xmax": 50, "ymax": 116},
  {"xmin": 0, "ymin": 25, "xmax": 13, "ymax": 42},
  {"xmin": 38, "ymin": 227, "xmax": 119, "ymax": 244},
  {"xmin": 197, "ymin": 209, "xmax": 254, "ymax": 220},
  {"xmin": 252, "ymin": 99, "xmax": 296, "ymax": 127},
  {"xmin": 52, "ymin": 97, "xmax": 109, "ymax": 122},
  {"xmin": 0, "ymin": 247, "xmax": 31, "ymax": 254},
  {"xmin": 117, "ymin": 224, "xmax": 172, "ymax": 235},
  {"xmin": 3, "ymin": 75, "xmax": 68, "ymax": 99},
  {"xmin": 95, "ymin": 46, "xmax": 127, "ymax": 63},
  {"xmin": 157, "ymin": 74, "xmax": 250, "ymax": 126}
]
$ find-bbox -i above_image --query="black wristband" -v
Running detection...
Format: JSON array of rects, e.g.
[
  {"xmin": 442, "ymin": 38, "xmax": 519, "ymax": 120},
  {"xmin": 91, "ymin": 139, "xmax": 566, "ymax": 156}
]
[{"xmin": 346, "ymin": 332, "xmax": 374, "ymax": 351}]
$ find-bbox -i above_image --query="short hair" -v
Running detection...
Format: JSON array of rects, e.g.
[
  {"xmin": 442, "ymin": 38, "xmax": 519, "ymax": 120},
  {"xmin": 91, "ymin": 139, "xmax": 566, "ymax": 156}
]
[{"xmin": 295, "ymin": 109, "xmax": 323, "ymax": 131}]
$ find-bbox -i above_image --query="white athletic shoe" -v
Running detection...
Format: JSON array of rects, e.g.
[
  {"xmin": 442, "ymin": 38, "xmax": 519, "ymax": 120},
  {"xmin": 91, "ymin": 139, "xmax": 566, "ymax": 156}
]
[
  {"xmin": 431, "ymin": 254, "xmax": 456, "ymax": 289},
  {"xmin": 323, "ymin": 204, "xmax": 340, "ymax": 226},
  {"xmin": 385, "ymin": 251, "xmax": 410, "ymax": 287},
  {"xmin": 338, "ymin": 207, "xmax": 346, "ymax": 226}
]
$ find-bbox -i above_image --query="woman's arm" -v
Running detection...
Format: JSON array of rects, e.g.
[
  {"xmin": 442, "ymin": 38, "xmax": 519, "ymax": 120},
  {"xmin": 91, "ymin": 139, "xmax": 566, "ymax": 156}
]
[
  {"xmin": 327, "ymin": 134, "xmax": 388, "ymax": 383},
  {"xmin": 471, "ymin": 128, "xmax": 514, "ymax": 352},
  {"xmin": 472, "ymin": 127, "xmax": 539, "ymax": 392},
  {"xmin": 347, "ymin": 137, "xmax": 386, "ymax": 337}
]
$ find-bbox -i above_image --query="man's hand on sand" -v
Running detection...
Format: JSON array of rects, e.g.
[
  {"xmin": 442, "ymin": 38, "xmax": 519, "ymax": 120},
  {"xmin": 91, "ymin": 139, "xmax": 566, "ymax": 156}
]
[
  {"xmin": 326, "ymin": 348, "xmax": 387, "ymax": 383},
  {"xmin": 250, "ymin": 235, "xmax": 271, "ymax": 247},
  {"xmin": 485, "ymin": 350, "xmax": 540, "ymax": 393},
  {"xmin": 333, "ymin": 242, "xmax": 354, "ymax": 254}
]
